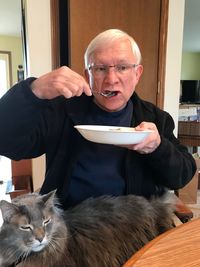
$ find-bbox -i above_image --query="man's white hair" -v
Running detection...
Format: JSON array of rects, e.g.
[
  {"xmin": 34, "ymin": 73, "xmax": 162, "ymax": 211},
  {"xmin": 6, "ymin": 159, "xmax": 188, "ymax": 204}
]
[{"xmin": 84, "ymin": 29, "xmax": 142, "ymax": 68}]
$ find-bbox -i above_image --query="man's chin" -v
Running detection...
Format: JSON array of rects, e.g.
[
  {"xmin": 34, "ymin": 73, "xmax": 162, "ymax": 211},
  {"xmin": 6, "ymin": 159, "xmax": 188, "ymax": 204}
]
[{"xmin": 95, "ymin": 100, "xmax": 127, "ymax": 112}]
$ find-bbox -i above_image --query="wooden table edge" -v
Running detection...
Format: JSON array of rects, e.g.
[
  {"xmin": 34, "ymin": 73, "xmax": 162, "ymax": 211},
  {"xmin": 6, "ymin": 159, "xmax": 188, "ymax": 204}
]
[{"xmin": 123, "ymin": 219, "xmax": 196, "ymax": 267}]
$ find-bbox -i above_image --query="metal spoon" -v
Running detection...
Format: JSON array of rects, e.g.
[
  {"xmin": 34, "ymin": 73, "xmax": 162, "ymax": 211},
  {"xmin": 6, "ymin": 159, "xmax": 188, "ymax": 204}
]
[{"xmin": 92, "ymin": 91, "xmax": 117, "ymax": 98}]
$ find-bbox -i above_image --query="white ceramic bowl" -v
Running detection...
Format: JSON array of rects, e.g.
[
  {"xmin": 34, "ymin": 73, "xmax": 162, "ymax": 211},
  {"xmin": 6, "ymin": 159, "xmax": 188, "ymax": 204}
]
[{"xmin": 74, "ymin": 125, "xmax": 152, "ymax": 145}]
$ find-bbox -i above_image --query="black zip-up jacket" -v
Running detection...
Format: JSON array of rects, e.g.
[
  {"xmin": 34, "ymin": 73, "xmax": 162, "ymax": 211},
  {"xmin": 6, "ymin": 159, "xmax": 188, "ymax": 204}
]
[{"xmin": 0, "ymin": 78, "xmax": 196, "ymax": 208}]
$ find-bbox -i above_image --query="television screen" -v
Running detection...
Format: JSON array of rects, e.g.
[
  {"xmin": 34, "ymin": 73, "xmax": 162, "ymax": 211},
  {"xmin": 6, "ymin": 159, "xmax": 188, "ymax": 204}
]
[{"xmin": 181, "ymin": 80, "xmax": 200, "ymax": 104}]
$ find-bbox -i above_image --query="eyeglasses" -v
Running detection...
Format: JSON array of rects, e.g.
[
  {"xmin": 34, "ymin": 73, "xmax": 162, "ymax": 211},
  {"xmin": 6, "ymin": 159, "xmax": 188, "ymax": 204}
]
[{"xmin": 88, "ymin": 63, "xmax": 138, "ymax": 77}]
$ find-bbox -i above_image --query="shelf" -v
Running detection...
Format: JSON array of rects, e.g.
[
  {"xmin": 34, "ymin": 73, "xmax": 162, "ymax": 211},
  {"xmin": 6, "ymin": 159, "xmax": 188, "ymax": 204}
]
[{"xmin": 178, "ymin": 121, "xmax": 200, "ymax": 148}]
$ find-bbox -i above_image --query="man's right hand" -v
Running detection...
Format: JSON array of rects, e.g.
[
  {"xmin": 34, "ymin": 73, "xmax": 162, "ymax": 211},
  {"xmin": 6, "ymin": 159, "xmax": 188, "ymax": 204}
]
[{"xmin": 30, "ymin": 66, "xmax": 92, "ymax": 99}]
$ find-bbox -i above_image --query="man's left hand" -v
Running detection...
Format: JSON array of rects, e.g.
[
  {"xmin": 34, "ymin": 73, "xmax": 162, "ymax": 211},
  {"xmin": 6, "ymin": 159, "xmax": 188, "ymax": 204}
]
[{"xmin": 123, "ymin": 122, "xmax": 161, "ymax": 154}]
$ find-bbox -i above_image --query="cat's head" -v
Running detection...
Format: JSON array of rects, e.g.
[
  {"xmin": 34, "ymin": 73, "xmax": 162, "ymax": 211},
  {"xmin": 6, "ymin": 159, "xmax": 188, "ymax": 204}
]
[{"xmin": 0, "ymin": 190, "xmax": 67, "ymax": 266}]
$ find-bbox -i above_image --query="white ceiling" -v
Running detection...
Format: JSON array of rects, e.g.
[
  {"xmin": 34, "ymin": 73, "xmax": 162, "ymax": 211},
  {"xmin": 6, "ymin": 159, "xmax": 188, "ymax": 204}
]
[{"xmin": 0, "ymin": 0, "xmax": 200, "ymax": 52}]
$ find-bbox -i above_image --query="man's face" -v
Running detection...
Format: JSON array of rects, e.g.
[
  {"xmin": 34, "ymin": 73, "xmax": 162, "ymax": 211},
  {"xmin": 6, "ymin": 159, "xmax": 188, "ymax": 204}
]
[{"xmin": 85, "ymin": 39, "xmax": 143, "ymax": 112}]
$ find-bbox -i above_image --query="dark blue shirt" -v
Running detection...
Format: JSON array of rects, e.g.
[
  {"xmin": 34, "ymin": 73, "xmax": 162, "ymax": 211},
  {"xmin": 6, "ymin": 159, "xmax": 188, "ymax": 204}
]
[{"xmin": 66, "ymin": 99, "xmax": 133, "ymax": 207}]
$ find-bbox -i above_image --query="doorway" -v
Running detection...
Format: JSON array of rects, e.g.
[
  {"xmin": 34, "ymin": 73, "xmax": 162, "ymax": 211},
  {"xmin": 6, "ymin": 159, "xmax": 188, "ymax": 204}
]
[
  {"xmin": 0, "ymin": 0, "xmax": 24, "ymax": 199},
  {"xmin": 51, "ymin": 0, "xmax": 168, "ymax": 108},
  {"xmin": 0, "ymin": 51, "xmax": 12, "ymax": 194}
]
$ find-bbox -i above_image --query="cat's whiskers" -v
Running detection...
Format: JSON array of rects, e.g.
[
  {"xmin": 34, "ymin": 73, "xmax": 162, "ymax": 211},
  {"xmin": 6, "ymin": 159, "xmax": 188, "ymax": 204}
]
[
  {"xmin": 5, "ymin": 251, "xmax": 18, "ymax": 265},
  {"xmin": 48, "ymin": 238, "xmax": 67, "ymax": 259},
  {"xmin": 48, "ymin": 241, "xmax": 59, "ymax": 254},
  {"xmin": 20, "ymin": 249, "xmax": 31, "ymax": 266},
  {"xmin": 50, "ymin": 235, "xmax": 68, "ymax": 240},
  {"xmin": 5, "ymin": 247, "xmax": 28, "ymax": 267},
  {"xmin": 4, "ymin": 246, "xmax": 24, "ymax": 265},
  {"xmin": 48, "ymin": 237, "xmax": 63, "ymax": 253}
]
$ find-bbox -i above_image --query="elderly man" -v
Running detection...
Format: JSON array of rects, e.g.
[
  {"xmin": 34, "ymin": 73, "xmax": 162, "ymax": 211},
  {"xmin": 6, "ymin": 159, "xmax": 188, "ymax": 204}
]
[{"xmin": 0, "ymin": 29, "xmax": 196, "ymax": 208}]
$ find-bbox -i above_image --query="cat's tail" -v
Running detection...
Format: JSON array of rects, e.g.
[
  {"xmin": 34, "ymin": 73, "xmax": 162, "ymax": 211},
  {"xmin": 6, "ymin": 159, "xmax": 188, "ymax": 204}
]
[{"xmin": 157, "ymin": 191, "xmax": 178, "ymax": 207}]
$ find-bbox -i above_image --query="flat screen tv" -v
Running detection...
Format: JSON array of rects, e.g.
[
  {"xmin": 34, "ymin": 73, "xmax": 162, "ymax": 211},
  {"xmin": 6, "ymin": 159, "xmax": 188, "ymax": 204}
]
[{"xmin": 181, "ymin": 80, "xmax": 200, "ymax": 104}]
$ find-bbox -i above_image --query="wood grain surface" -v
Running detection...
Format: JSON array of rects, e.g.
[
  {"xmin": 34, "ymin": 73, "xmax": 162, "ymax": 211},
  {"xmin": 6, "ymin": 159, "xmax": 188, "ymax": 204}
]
[{"xmin": 124, "ymin": 218, "xmax": 200, "ymax": 267}]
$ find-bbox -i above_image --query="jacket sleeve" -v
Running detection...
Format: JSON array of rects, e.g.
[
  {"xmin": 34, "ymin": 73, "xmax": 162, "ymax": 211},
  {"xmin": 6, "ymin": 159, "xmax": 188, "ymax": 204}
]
[
  {"xmin": 0, "ymin": 78, "xmax": 49, "ymax": 160},
  {"xmin": 146, "ymin": 110, "xmax": 197, "ymax": 189}
]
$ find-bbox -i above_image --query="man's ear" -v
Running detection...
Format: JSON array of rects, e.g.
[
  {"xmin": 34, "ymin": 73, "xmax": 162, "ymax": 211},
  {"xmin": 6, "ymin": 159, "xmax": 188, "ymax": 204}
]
[{"xmin": 135, "ymin": 64, "xmax": 143, "ymax": 82}]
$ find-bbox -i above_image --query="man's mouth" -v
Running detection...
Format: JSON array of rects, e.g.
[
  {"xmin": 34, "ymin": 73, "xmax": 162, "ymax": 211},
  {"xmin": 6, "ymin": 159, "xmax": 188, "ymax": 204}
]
[{"xmin": 103, "ymin": 90, "xmax": 118, "ymax": 97}]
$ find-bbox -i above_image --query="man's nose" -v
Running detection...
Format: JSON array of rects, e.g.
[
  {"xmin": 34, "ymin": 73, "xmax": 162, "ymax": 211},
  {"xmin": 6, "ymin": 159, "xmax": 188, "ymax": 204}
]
[{"xmin": 104, "ymin": 67, "xmax": 119, "ymax": 83}]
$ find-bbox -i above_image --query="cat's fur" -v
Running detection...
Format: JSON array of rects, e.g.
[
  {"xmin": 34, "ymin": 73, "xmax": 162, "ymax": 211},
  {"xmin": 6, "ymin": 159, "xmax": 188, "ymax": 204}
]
[{"xmin": 0, "ymin": 191, "xmax": 174, "ymax": 267}]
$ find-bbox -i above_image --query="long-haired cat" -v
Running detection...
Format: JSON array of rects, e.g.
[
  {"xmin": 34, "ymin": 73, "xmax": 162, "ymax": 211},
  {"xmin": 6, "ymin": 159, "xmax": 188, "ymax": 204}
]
[{"xmin": 0, "ymin": 191, "xmax": 174, "ymax": 267}]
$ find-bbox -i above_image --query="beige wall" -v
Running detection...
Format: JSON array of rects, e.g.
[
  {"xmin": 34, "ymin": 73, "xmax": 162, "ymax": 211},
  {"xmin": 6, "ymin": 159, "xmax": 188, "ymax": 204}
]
[
  {"xmin": 181, "ymin": 52, "xmax": 200, "ymax": 79},
  {"xmin": 25, "ymin": 0, "xmax": 52, "ymax": 77},
  {"xmin": 0, "ymin": 35, "xmax": 23, "ymax": 85},
  {"xmin": 25, "ymin": 0, "xmax": 52, "ymax": 190},
  {"xmin": 164, "ymin": 0, "xmax": 185, "ymax": 136}
]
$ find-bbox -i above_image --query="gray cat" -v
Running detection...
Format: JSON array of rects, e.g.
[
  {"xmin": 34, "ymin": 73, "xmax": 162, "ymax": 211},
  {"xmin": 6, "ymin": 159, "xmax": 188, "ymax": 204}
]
[{"xmin": 0, "ymin": 191, "xmax": 174, "ymax": 267}]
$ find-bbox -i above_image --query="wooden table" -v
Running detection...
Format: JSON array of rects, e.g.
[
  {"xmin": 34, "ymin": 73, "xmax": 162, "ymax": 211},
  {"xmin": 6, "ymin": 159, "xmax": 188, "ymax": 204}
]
[{"xmin": 123, "ymin": 218, "xmax": 200, "ymax": 267}]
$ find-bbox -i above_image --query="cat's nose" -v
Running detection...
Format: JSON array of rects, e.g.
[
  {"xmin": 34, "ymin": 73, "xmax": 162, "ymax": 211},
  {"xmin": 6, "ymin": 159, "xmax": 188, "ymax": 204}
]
[
  {"xmin": 35, "ymin": 228, "xmax": 45, "ymax": 243},
  {"xmin": 36, "ymin": 236, "xmax": 44, "ymax": 243}
]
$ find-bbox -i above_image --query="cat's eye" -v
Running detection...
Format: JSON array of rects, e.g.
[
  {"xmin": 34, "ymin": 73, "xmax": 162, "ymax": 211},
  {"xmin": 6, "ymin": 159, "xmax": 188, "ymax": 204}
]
[
  {"xmin": 43, "ymin": 218, "xmax": 51, "ymax": 226},
  {"xmin": 19, "ymin": 225, "xmax": 32, "ymax": 231}
]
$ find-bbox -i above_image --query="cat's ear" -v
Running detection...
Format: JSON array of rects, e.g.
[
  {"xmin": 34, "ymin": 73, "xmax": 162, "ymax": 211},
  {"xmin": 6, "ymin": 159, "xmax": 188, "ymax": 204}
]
[
  {"xmin": 40, "ymin": 190, "xmax": 57, "ymax": 206},
  {"xmin": 0, "ymin": 200, "xmax": 19, "ymax": 222}
]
